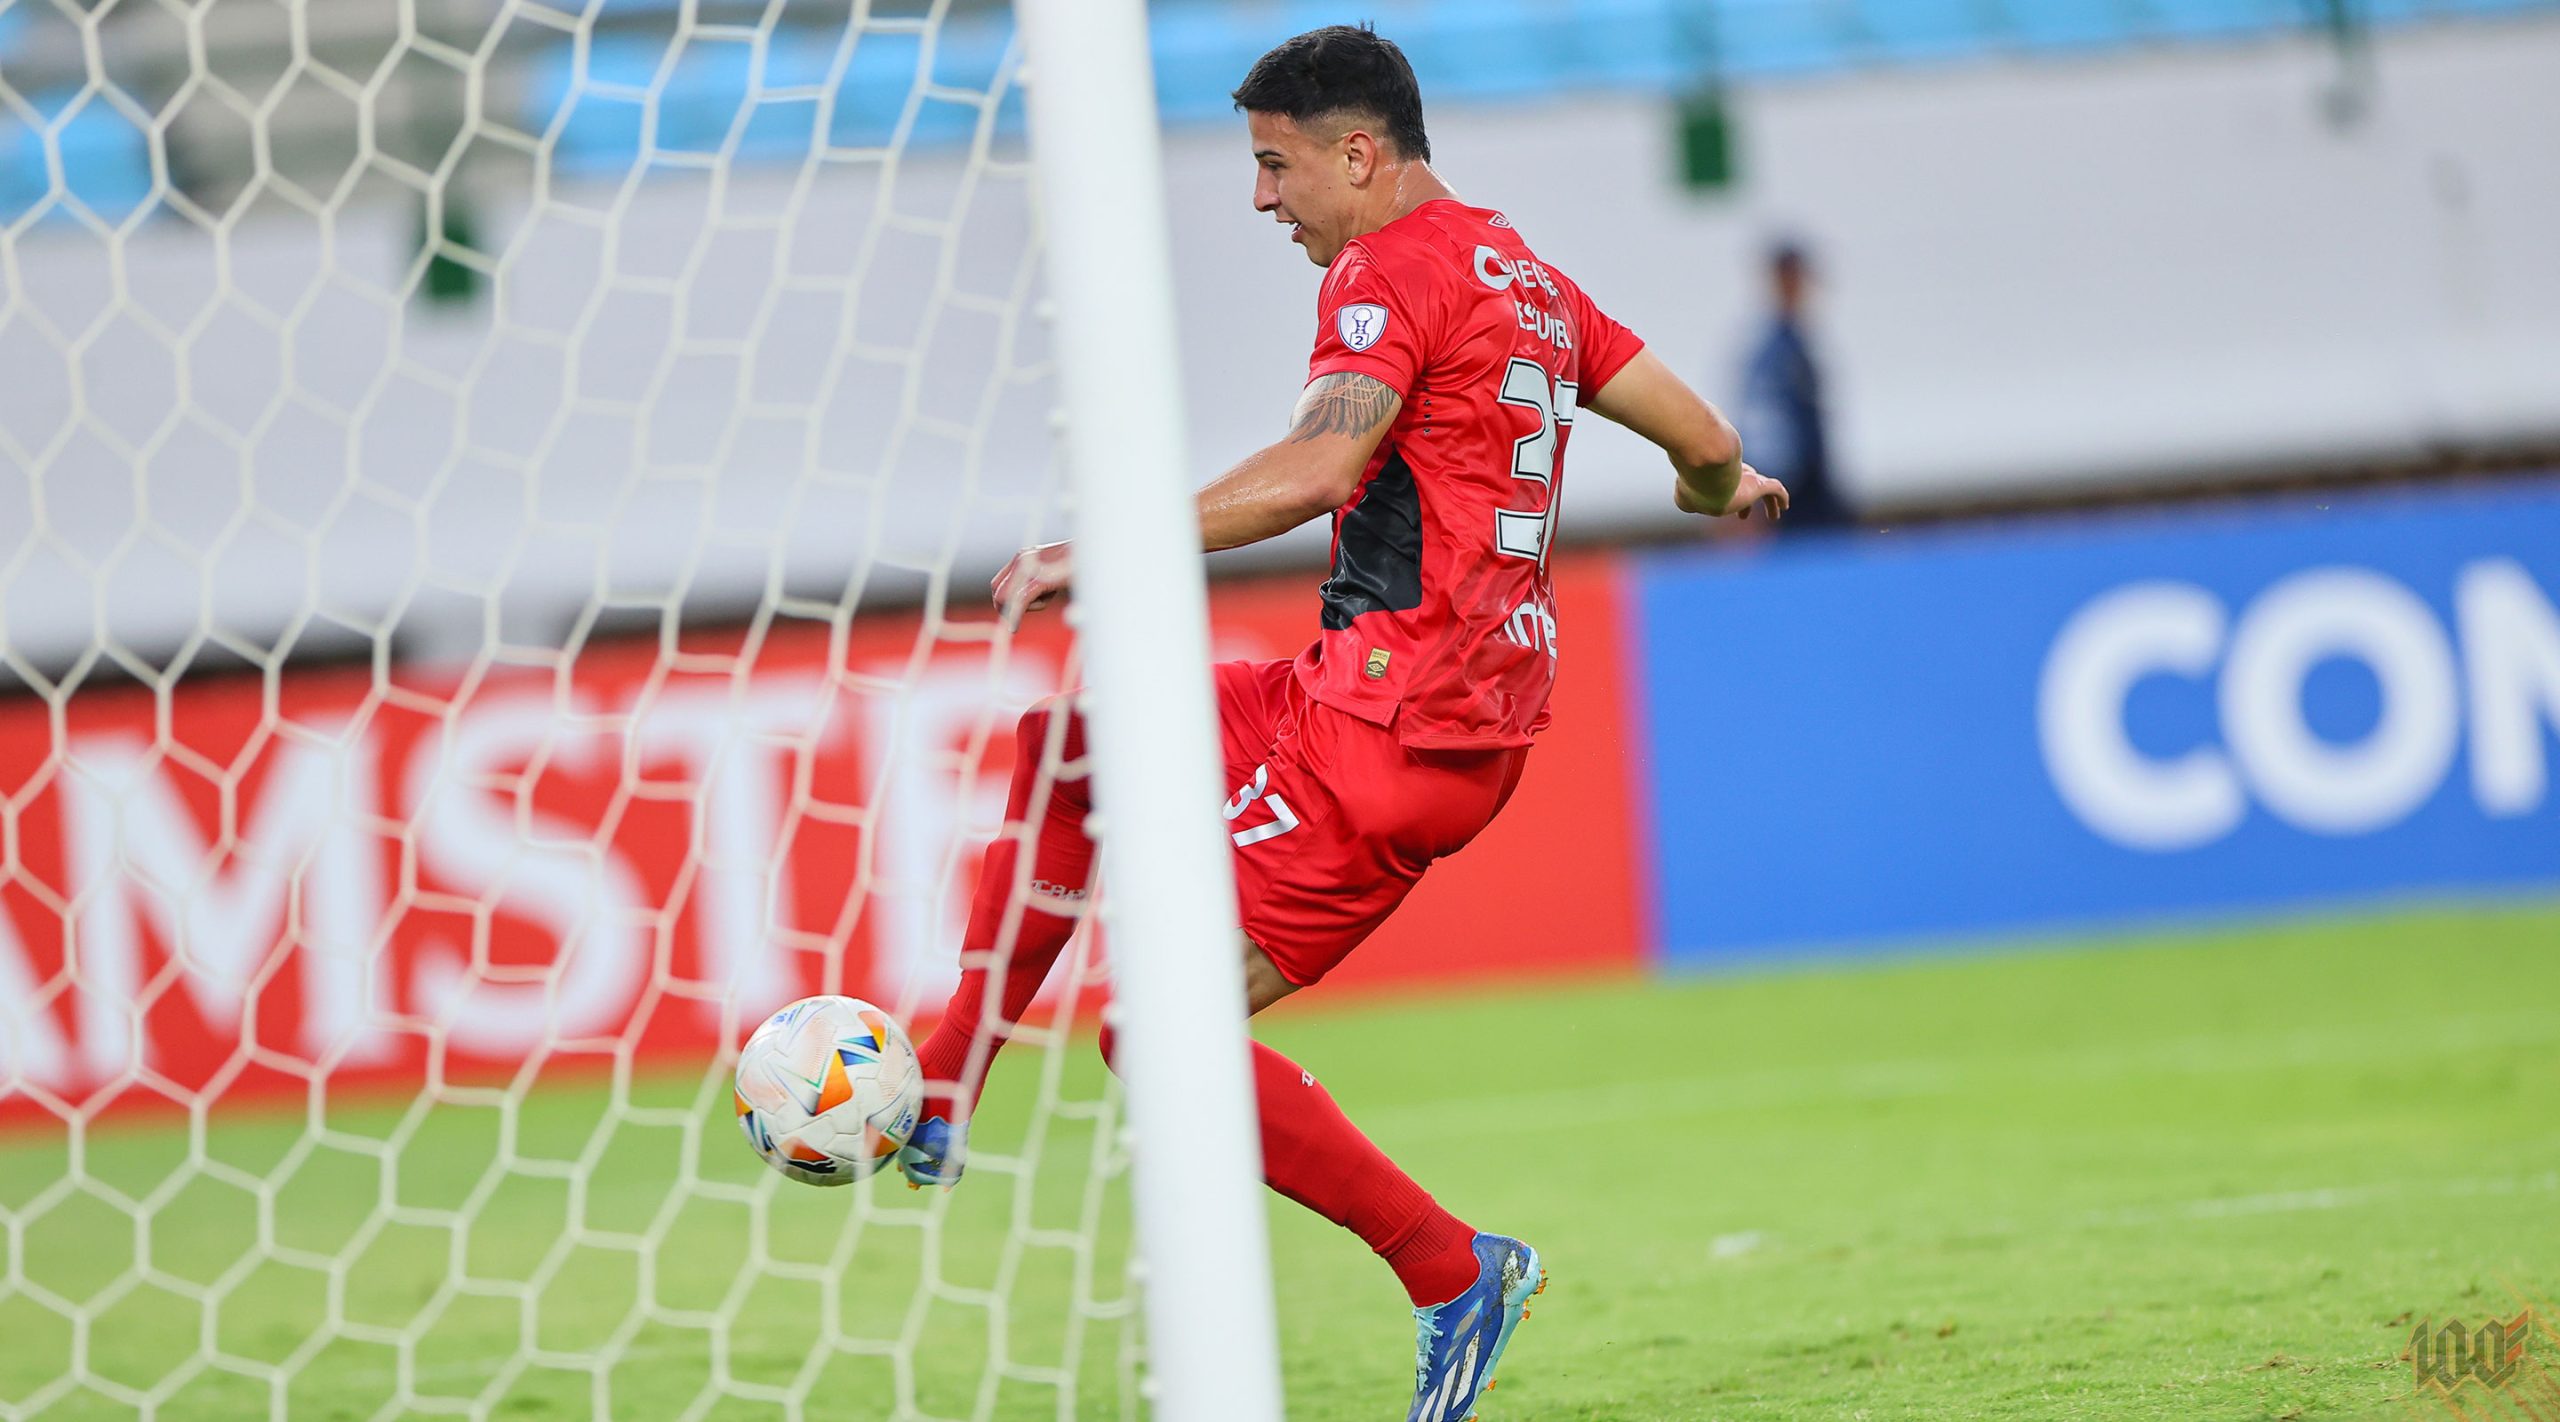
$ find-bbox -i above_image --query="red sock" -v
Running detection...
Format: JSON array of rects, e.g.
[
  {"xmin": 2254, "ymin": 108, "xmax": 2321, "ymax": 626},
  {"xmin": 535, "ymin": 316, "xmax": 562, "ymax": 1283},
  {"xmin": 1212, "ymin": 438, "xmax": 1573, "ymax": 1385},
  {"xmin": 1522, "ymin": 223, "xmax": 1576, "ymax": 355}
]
[
  {"xmin": 1249, "ymin": 1041, "xmax": 1481, "ymax": 1306},
  {"xmin": 914, "ymin": 697, "xmax": 1093, "ymax": 1123},
  {"xmin": 1098, "ymin": 1026, "xmax": 1480, "ymax": 1307}
]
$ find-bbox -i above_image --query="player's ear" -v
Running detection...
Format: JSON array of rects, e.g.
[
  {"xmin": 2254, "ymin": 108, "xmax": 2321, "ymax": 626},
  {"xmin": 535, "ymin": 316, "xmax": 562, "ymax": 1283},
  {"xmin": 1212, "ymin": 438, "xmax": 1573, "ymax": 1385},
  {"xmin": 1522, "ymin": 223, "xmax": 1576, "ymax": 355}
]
[{"xmin": 1339, "ymin": 127, "xmax": 1378, "ymax": 186}]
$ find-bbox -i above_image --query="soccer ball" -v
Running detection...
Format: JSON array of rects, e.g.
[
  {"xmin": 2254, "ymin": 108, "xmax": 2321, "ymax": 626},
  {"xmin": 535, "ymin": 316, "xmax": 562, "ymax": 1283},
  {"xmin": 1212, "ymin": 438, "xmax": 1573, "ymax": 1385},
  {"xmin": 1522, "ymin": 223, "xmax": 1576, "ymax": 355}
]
[{"xmin": 733, "ymin": 995, "xmax": 923, "ymax": 1186}]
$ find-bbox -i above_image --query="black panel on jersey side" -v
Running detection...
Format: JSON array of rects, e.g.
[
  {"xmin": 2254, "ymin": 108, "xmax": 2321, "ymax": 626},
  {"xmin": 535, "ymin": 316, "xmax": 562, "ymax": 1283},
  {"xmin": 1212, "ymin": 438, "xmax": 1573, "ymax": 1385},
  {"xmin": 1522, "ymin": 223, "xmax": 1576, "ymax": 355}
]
[{"xmin": 1318, "ymin": 452, "xmax": 1423, "ymax": 630}]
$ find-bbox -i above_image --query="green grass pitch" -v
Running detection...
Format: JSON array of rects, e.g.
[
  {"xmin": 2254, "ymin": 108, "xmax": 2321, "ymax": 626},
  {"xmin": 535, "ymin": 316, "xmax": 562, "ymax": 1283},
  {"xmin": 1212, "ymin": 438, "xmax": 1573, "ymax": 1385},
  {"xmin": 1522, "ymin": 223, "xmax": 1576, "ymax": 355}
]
[{"xmin": 2, "ymin": 900, "xmax": 2552, "ymax": 1420}]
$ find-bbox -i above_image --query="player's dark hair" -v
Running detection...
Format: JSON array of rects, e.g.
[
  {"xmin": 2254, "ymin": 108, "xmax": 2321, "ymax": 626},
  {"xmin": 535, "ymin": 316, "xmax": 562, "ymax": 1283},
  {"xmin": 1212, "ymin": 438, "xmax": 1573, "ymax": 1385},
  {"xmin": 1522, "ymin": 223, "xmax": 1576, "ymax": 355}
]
[{"xmin": 1231, "ymin": 24, "xmax": 1431, "ymax": 164}]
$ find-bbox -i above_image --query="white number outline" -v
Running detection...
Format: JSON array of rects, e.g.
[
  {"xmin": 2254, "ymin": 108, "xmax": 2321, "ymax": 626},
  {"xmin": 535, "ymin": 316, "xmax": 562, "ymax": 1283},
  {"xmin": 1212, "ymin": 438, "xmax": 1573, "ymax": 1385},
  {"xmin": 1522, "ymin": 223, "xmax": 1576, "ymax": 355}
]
[
  {"xmin": 1223, "ymin": 763, "xmax": 1300, "ymax": 848},
  {"xmin": 1492, "ymin": 355, "xmax": 1574, "ymax": 568}
]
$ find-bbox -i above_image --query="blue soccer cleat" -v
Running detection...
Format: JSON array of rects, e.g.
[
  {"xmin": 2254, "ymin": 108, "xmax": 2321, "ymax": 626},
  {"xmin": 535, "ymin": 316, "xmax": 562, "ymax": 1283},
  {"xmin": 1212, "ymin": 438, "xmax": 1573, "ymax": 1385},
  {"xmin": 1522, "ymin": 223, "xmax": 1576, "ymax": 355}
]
[
  {"xmin": 896, "ymin": 1115, "xmax": 967, "ymax": 1190},
  {"xmin": 1406, "ymin": 1233, "xmax": 1545, "ymax": 1422}
]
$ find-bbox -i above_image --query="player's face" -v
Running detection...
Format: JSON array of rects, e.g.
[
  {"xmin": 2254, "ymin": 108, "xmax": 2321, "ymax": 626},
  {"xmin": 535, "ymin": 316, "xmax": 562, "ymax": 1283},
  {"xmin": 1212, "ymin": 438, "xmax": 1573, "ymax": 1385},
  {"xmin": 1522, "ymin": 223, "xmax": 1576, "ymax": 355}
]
[{"xmin": 1246, "ymin": 111, "xmax": 1355, "ymax": 268}]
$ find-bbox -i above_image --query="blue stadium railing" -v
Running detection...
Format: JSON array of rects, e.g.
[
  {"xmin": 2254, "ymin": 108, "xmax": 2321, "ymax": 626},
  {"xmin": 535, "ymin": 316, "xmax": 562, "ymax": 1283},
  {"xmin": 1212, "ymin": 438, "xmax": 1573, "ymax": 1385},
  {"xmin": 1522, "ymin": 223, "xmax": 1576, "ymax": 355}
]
[{"xmin": 5, "ymin": 0, "xmax": 2553, "ymax": 223}]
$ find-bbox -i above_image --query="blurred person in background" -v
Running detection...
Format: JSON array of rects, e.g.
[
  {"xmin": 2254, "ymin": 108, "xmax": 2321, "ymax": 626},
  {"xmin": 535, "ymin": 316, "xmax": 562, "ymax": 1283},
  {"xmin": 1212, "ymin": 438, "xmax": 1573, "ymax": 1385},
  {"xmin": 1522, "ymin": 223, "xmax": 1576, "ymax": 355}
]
[{"xmin": 1737, "ymin": 240, "xmax": 1845, "ymax": 530}]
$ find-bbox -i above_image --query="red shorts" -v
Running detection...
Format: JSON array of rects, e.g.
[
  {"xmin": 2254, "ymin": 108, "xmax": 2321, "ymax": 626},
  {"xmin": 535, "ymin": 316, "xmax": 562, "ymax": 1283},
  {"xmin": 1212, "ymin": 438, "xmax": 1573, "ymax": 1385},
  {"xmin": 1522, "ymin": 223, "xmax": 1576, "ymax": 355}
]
[{"xmin": 1209, "ymin": 659, "xmax": 1529, "ymax": 987}]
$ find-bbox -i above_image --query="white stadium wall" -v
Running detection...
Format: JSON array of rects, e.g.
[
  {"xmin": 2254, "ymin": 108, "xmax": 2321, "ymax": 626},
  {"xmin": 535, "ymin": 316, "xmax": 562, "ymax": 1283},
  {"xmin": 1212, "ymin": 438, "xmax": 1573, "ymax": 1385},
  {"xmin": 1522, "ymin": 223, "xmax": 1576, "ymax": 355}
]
[{"xmin": 3, "ymin": 16, "xmax": 2555, "ymax": 669}]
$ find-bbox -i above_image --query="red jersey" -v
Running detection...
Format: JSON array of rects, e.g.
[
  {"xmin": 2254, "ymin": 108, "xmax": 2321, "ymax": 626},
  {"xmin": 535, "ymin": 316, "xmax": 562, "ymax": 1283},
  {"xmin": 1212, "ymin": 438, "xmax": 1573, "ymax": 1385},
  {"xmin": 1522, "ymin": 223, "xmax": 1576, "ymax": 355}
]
[{"xmin": 1295, "ymin": 198, "xmax": 1646, "ymax": 750}]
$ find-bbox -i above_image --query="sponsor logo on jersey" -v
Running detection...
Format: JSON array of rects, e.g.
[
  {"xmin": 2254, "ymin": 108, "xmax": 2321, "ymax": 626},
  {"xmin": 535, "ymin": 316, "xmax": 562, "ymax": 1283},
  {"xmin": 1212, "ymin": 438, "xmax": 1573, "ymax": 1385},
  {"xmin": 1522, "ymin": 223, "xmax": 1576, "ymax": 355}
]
[
  {"xmin": 1337, "ymin": 303, "xmax": 1389, "ymax": 352},
  {"xmin": 1474, "ymin": 245, "xmax": 1559, "ymax": 297}
]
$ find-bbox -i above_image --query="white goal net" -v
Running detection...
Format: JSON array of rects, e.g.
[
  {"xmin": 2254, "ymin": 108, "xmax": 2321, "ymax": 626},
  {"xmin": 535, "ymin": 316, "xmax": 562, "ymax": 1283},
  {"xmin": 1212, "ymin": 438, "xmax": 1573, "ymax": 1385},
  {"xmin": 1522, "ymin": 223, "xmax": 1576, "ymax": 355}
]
[{"xmin": 0, "ymin": 1, "xmax": 1251, "ymax": 1417}]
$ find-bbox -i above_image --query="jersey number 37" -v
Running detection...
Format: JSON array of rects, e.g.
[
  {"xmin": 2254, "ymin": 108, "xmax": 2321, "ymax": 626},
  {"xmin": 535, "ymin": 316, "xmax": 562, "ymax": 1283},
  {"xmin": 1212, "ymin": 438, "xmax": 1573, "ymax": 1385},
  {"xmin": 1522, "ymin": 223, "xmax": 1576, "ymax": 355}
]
[{"xmin": 1493, "ymin": 356, "xmax": 1574, "ymax": 567}]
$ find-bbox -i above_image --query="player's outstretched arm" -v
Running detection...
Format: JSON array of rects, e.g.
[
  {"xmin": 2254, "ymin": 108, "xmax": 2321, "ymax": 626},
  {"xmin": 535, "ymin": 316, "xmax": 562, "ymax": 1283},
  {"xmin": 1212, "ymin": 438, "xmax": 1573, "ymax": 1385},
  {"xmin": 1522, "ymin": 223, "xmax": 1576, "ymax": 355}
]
[
  {"xmin": 1586, "ymin": 349, "xmax": 1787, "ymax": 521},
  {"xmin": 1197, "ymin": 372, "xmax": 1402, "ymax": 551},
  {"xmin": 987, "ymin": 373, "xmax": 1400, "ymax": 620}
]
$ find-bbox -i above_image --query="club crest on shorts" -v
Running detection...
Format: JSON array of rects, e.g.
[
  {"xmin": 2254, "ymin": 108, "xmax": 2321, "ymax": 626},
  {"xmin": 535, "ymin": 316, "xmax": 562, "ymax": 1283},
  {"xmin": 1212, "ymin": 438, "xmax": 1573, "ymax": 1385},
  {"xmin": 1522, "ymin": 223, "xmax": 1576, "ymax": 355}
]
[{"xmin": 1336, "ymin": 303, "xmax": 1388, "ymax": 352}]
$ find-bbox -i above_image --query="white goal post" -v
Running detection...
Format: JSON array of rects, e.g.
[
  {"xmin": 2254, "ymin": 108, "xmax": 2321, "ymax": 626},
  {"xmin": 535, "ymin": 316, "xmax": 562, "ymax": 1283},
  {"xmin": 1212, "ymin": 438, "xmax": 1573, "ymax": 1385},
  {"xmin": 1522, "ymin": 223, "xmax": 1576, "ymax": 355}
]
[{"xmin": 1014, "ymin": 2, "xmax": 1284, "ymax": 1418}]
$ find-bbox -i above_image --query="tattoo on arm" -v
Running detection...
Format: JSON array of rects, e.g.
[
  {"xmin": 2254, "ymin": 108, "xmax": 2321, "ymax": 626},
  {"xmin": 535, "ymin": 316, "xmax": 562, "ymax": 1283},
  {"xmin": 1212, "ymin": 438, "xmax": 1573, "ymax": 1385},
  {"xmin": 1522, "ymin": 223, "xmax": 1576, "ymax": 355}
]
[{"xmin": 1286, "ymin": 374, "xmax": 1401, "ymax": 444}]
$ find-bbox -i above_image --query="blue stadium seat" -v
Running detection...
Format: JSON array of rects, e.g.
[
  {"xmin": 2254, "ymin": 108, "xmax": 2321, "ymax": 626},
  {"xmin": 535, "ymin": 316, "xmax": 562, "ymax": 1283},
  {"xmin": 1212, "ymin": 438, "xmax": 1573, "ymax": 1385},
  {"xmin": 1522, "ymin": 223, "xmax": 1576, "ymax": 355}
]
[
  {"xmin": 1565, "ymin": 0, "xmax": 1706, "ymax": 89},
  {"xmin": 1152, "ymin": 5, "xmax": 1269, "ymax": 124},
  {"xmin": 2139, "ymin": 0, "xmax": 2294, "ymax": 40},
  {"xmin": 2020, "ymin": 0, "xmax": 2173, "ymax": 52},
  {"xmin": 1850, "ymin": 0, "xmax": 2016, "ymax": 63},
  {"xmin": 1716, "ymin": 0, "xmax": 1857, "ymax": 76},
  {"xmin": 528, "ymin": 13, "xmax": 1017, "ymax": 177},
  {"xmin": 1402, "ymin": 0, "xmax": 1571, "ymax": 101}
]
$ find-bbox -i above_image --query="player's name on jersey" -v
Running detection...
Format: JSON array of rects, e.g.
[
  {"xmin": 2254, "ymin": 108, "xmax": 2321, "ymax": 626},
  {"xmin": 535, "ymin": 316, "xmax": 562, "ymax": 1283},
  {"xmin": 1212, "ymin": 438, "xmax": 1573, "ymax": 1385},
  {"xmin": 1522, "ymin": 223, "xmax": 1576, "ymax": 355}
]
[{"xmin": 1515, "ymin": 299, "xmax": 1574, "ymax": 352}]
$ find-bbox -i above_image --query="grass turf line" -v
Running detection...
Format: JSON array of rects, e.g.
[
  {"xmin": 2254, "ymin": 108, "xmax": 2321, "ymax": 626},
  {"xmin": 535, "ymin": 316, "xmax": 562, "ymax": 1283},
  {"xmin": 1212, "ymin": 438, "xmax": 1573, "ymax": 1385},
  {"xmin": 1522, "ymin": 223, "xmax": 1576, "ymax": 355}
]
[{"xmin": 1, "ymin": 899, "xmax": 2552, "ymax": 1419}]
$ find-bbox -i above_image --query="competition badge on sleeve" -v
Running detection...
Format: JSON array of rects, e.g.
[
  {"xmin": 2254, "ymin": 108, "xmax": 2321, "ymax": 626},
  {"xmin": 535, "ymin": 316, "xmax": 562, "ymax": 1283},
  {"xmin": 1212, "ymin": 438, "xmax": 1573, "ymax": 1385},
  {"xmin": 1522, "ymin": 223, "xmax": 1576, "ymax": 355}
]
[{"xmin": 1337, "ymin": 303, "xmax": 1389, "ymax": 352}]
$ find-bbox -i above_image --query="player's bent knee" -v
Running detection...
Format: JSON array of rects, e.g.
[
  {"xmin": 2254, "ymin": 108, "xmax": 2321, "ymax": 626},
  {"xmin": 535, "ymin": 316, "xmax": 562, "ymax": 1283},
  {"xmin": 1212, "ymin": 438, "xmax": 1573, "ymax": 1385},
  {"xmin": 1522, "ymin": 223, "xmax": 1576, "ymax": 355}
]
[
  {"xmin": 1242, "ymin": 938, "xmax": 1301, "ymax": 1016},
  {"xmin": 1014, "ymin": 695, "xmax": 1092, "ymax": 798},
  {"xmin": 1014, "ymin": 695, "xmax": 1069, "ymax": 751}
]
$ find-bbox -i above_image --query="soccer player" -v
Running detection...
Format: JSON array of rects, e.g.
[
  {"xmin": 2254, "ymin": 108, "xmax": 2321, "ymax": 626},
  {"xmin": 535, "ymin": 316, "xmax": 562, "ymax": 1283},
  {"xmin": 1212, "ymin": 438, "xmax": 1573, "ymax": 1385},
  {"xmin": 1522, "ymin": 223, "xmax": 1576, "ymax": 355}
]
[{"xmin": 898, "ymin": 23, "xmax": 1784, "ymax": 1420}]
